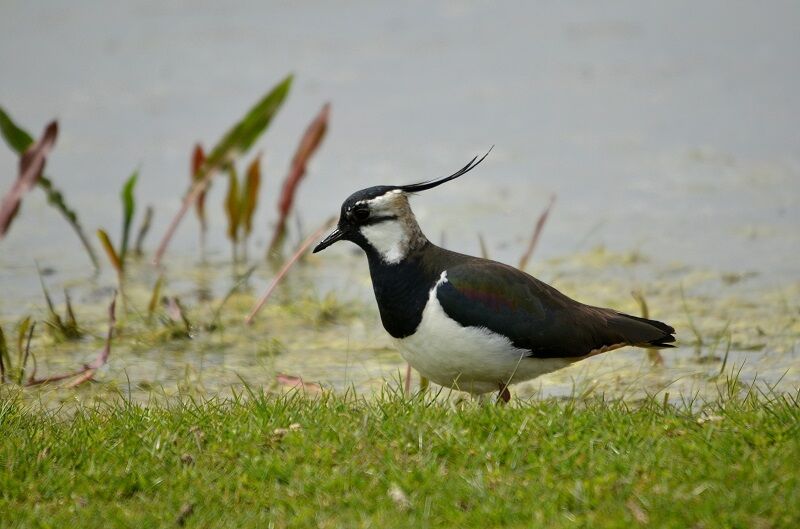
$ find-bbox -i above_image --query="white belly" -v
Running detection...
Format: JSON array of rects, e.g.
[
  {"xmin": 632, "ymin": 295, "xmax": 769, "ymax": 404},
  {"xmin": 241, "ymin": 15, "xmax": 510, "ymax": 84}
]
[{"xmin": 392, "ymin": 272, "xmax": 570, "ymax": 394}]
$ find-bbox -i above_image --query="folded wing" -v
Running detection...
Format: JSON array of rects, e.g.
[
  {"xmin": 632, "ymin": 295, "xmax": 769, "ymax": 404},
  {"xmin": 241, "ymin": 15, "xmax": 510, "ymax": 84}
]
[{"xmin": 436, "ymin": 260, "xmax": 675, "ymax": 359}]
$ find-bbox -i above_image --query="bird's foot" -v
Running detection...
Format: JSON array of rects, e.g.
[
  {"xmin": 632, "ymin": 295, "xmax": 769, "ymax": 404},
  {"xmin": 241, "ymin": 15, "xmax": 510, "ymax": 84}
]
[{"xmin": 496, "ymin": 383, "xmax": 511, "ymax": 404}]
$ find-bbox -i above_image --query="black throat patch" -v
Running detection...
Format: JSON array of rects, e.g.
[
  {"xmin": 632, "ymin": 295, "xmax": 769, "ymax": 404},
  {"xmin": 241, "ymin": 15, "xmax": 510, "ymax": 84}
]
[{"xmin": 364, "ymin": 244, "xmax": 440, "ymax": 338}]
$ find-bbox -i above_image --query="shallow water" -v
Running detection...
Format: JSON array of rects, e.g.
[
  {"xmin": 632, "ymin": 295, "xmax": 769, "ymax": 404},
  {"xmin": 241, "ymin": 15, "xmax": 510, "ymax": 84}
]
[{"xmin": 1, "ymin": 2, "xmax": 798, "ymax": 402}]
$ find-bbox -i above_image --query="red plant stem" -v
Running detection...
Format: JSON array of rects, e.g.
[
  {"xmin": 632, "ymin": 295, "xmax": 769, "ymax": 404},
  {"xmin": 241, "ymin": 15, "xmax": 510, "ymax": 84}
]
[
  {"xmin": 0, "ymin": 121, "xmax": 58, "ymax": 237},
  {"xmin": 245, "ymin": 217, "xmax": 335, "ymax": 325},
  {"xmin": 267, "ymin": 103, "xmax": 330, "ymax": 254},
  {"xmin": 152, "ymin": 176, "xmax": 211, "ymax": 266},
  {"xmin": 518, "ymin": 194, "xmax": 556, "ymax": 270}
]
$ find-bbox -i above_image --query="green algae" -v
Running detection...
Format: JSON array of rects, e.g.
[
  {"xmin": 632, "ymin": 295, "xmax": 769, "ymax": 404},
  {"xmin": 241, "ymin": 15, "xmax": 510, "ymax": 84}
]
[{"xmin": 0, "ymin": 246, "xmax": 798, "ymax": 408}]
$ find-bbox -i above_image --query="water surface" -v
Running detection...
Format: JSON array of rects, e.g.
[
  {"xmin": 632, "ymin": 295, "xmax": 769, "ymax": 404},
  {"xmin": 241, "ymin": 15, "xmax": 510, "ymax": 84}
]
[{"xmin": 1, "ymin": 1, "xmax": 798, "ymax": 402}]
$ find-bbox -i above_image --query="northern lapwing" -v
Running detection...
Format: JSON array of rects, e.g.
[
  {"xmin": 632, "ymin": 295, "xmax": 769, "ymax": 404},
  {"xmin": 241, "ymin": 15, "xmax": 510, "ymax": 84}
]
[{"xmin": 313, "ymin": 150, "xmax": 675, "ymax": 402}]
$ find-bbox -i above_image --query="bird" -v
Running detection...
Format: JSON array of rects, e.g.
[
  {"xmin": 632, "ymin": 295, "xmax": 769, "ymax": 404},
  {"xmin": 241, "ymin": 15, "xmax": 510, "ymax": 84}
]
[{"xmin": 313, "ymin": 149, "xmax": 675, "ymax": 402}]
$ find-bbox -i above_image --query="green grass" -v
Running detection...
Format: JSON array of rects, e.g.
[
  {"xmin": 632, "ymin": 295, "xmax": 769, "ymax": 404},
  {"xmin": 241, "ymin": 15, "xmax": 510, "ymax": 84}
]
[{"xmin": 1, "ymin": 388, "xmax": 798, "ymax": 528}]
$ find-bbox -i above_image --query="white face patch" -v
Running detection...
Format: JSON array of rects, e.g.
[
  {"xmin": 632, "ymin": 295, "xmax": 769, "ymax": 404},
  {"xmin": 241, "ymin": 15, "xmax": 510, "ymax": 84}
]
[
  {"xmin": 356, "ymin": 190, "xmax": 409, "ymax": 264},
  {"xmin": 360, "ymin": 219, "xmax": 408, "ymax": 264}
]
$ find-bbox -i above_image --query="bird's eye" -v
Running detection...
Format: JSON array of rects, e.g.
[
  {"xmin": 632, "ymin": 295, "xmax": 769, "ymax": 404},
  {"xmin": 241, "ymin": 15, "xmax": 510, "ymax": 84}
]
[{"xmin": 352, "ymin": 207, "xmax": 370, "ymax": 221}]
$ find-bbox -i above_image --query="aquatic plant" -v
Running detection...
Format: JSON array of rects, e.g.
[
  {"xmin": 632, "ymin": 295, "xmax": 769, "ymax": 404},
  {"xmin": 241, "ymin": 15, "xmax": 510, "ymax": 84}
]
[
  {"xmin": 245, "ymin": 217, "xmax": 335, "ymax": 324},
  {"xmin": 134, "ymin": 205, "xmax": 154, "ymax": 256},
  {"xmin": 161, "ymin": 296, "xmax": 192, "ymax": 338},
  {"xmin": 0, "ymin": 109, "xmax": 99, "ymax": 269},
  {"xmin": 119, "ymin": 171, "xmax": 138, "ymax": 262},
  {"xmin": 97, "ymin": 171, "xmax": 140, "ymax": 284},
  {"xmin": 268, "ymin": 102, "xmax": 330, "ymax": 256},
  {"xmin": 97, "ymin": 229, "xmax": 123, "ymax": 275},
  {"xmin": 191, "ymin": 144, "xmax": 208, "ymax": 249},
  {"xmin": 0, "ymin": 120, "xmax": 58, "ymax": 236},
  {"xmin": 631, "ymin": 289, "xmax": 664, "ymax": 365},
  {"xmin": 154, "ymin": 74, "xmax": 293, "ymax": 265},
  {"xmin": 518, "ymin": 194, "xmax": 556, "ymax": 270},
  {"xmin": 223, "ymin": 155, "xmax": 261, "ymax": 262},
  {"xmin": 37, "ymin": 265, "xmax": 82, "ymax": 340},
  {"xmin": 147, "ymin": 275, "xmax": 165, "ymax": 322},
  {"xmin": 26, "ymin": 292, "xmax": 117, "ymax": 387}
]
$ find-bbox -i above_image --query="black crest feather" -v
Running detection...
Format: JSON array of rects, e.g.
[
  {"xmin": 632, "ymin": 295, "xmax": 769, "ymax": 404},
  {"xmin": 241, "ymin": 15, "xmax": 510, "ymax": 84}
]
[{"xmin": 398, "ymin": 146, "xmax": 493, "ymax": 193}]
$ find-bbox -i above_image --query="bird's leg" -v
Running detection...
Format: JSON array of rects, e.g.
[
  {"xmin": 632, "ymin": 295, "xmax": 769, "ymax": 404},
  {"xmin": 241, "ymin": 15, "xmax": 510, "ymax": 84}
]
[
  {"xmin": 403, "ymin": 363, "xmax": 412, "ymax": 396},
  {"xmin": 497, "ymin": 383, "xmax": 511, "ymax": 404}
]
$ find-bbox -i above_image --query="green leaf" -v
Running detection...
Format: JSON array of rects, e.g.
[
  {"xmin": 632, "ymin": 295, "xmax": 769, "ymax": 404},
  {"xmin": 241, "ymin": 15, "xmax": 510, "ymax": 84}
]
[
  {"xmin": 0, "ymin": 106, "xmax": 34, "ymax": 154},
  {"xmin": 119, "ymin": 171, "xmax": 138, "ymax": 261},
  {"xmin": 225, "ymin": 165, "xmax": 241, "ymax": 243},
  {"xmin": 203, "ymin": 75, "xmax": 292, "ymax": 176},
  {"xmin": 97, "ymin": 229, "xmax": 123, "ymax": 274}
]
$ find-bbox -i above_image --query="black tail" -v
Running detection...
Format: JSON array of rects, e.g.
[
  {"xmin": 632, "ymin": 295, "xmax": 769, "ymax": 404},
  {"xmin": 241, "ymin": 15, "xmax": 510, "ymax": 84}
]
[{"xmin": 607, "ymin": 312, "xmax": 676, "ymax": 349}]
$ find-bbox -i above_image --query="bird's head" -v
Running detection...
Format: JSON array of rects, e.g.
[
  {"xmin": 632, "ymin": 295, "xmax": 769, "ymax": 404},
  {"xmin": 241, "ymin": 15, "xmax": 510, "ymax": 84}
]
[{"xmin": 313, "ymin": 148, "xmax": 492, "ymax": 264}]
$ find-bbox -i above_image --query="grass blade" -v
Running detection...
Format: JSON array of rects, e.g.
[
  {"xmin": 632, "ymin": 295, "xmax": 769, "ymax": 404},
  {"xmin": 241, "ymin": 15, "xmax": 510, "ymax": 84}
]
[
  {"xmin": 119, "ymin": 170, "xmax": 138, "ymax": 261},
  {"xmin": 268, "ymin": 102, "xmax": 330, "ymax": 255},
  {"xmin": 0, "ymin": 121, "xmax": 58, "ymax": 236},
  {"xmin": 153, "ymin": 75, "xmax": 293, "ymax": 265}
]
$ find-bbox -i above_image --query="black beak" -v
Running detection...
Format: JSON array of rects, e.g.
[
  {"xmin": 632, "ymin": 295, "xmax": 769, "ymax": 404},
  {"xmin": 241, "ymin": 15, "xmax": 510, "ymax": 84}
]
[{"xmin": 313, "ymin": 227, "xmax": 345, "ymax": 253}]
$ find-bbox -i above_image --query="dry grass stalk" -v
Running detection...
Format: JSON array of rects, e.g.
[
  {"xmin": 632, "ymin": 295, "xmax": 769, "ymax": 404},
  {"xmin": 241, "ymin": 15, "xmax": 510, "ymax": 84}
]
[
  {"xmin": 517, "ymin": 194, "xmax": 556, "ymax": 270},
  {"xmin": 245, "ymin": 217, "xmax": 335, "ymax": 324}
]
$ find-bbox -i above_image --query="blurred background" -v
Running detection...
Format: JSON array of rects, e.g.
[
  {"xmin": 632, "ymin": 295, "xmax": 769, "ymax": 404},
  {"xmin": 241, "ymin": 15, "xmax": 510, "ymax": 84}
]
[{"xmin": 1, "ymin": 1, "xmax": 798, "ymax": 398}]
